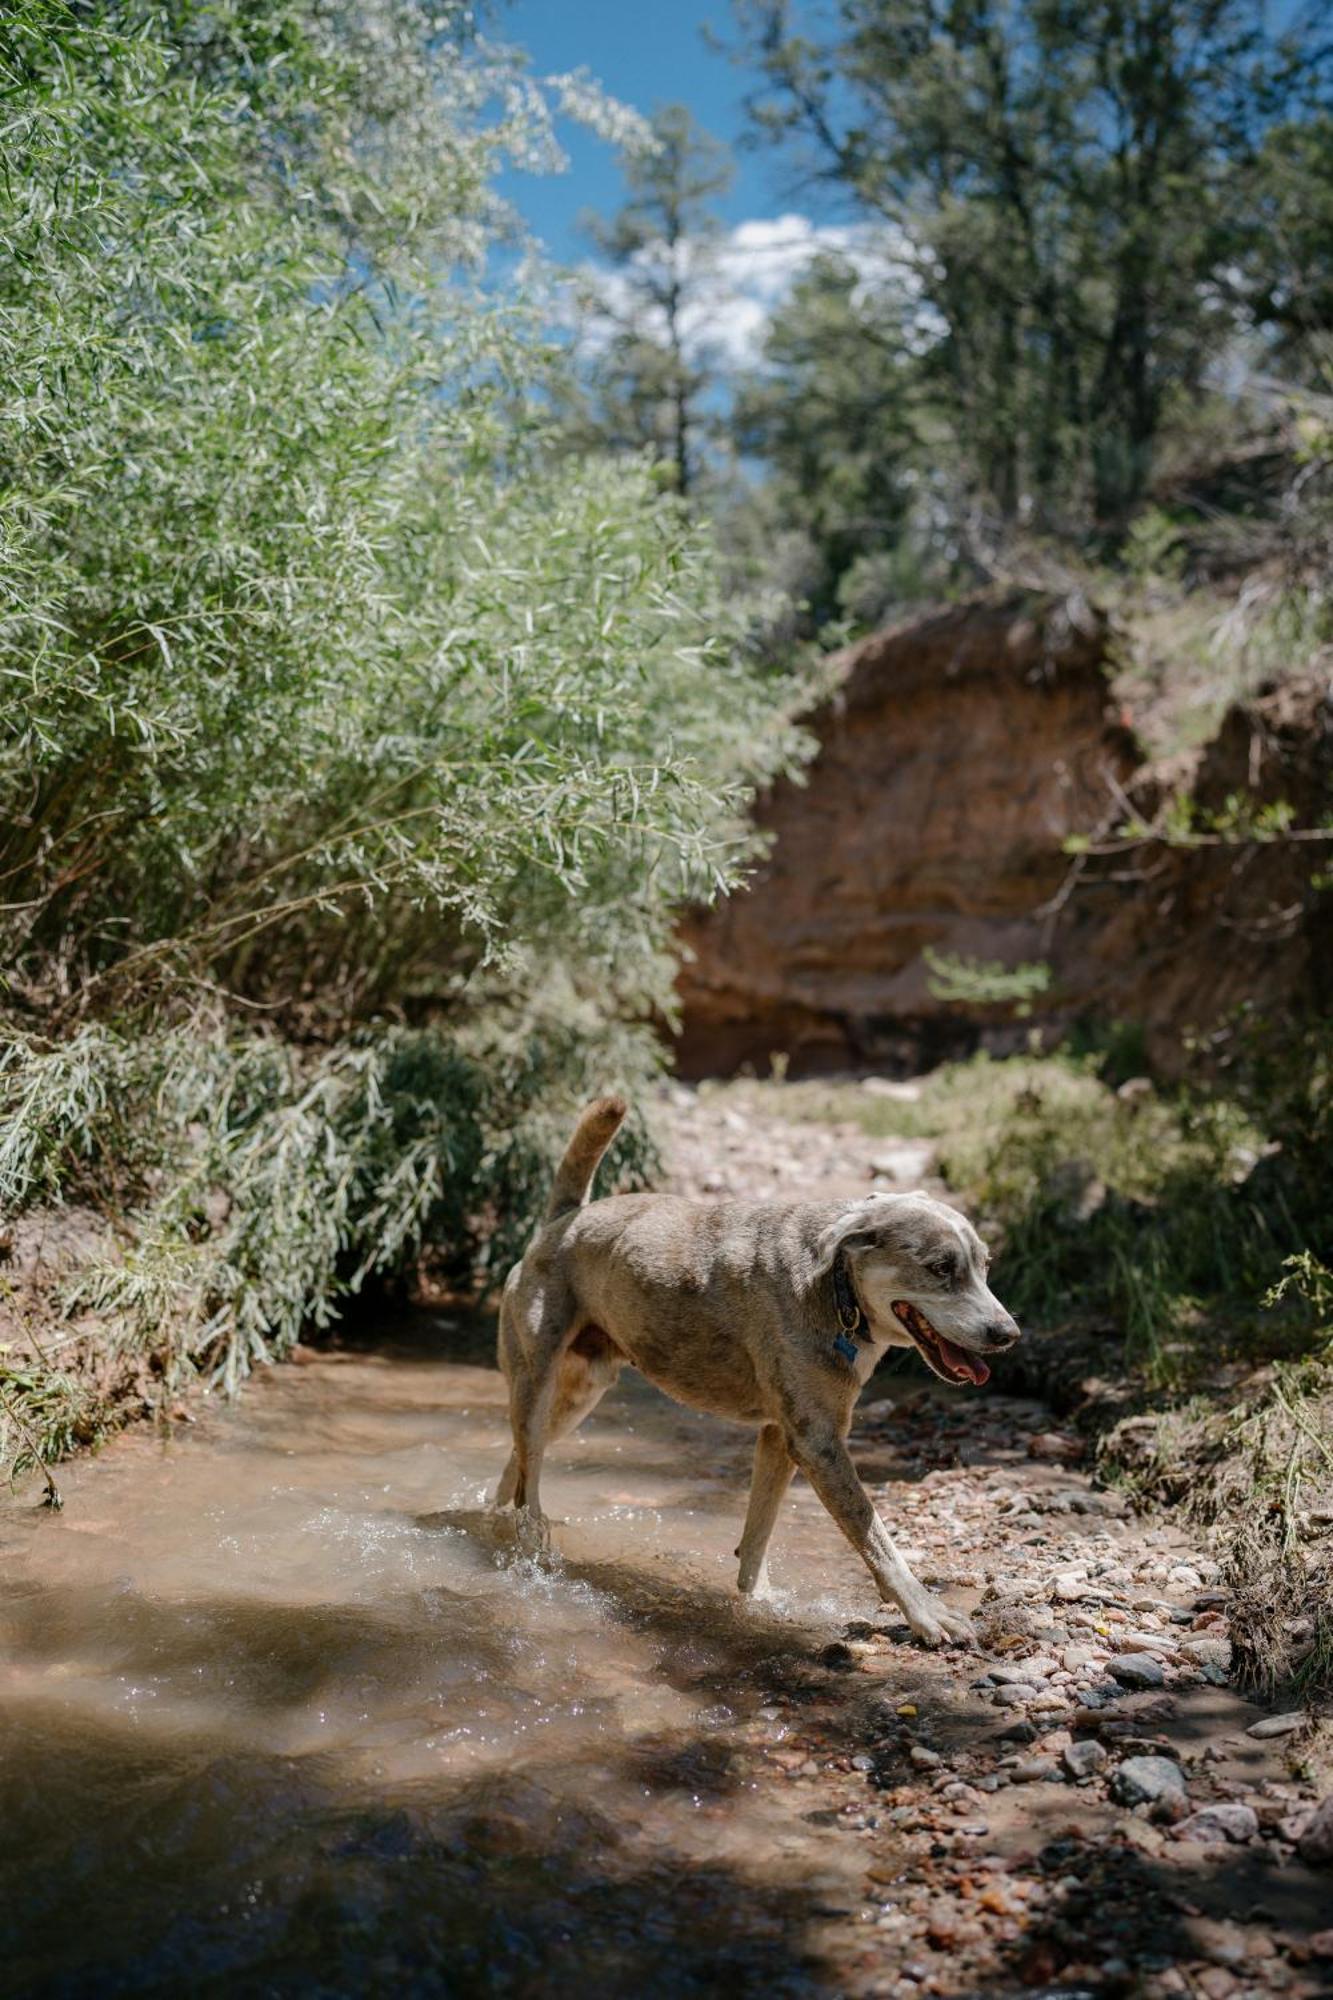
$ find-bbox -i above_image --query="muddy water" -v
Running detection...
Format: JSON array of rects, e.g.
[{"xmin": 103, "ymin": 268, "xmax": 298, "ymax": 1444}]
[{"xmin": 0, "ymin": 1330, "xmax": 901, "ymax": 1997}]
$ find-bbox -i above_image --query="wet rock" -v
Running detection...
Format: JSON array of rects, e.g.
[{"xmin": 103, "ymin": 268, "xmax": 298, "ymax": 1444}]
[
  {"xmin": 1297, "ymin": 1794, "xmax": 1333, "ymax": 1866},
  {"xmin": 1172, "ymin": 1803, "xmax": 1259, "ymax": 1844},
  {"xmin": 1063, "ymin": 1740, "xmax": 1108, "ymax": 1780},
  {"xmin": 997, "ymin": 1720, "xmax": 1038, "ymax": 1744},
  {"xmin": 1110, "ymin": 1754, "xmax": 1187, "ymax": 1807},
  {"xmin": 1245, "ymin": 1711, "xmax": 1305, "ymax": 1739},
  {"xmin": 1107, "ymin": 1653, "xmax": 1165, "ymax": 1689}
]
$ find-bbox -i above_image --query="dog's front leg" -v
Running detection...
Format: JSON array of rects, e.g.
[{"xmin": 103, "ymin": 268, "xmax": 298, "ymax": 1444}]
[
  {"xmin": 735, "ymin": 1423, "xmax": 795, "ymax": 1595},
  {"xmin": 786, "ymin": 1423, "xmax": 974, "ymax": 1647}
]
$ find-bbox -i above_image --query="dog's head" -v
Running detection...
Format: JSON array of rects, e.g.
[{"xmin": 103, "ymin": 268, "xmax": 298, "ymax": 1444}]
[{"xmin": 814, "ymin": 1192, "xmax": 1019, "ymax": 1387}]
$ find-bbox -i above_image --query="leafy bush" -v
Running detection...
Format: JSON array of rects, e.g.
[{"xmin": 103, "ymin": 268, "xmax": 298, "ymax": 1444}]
[
  {"xmin": 0, "ymin": 2, "xmax": 805, "ymax": 1474},
  {"xmin": 1, "ymin": 1, "xmax": 799, "ymax": 1027}
]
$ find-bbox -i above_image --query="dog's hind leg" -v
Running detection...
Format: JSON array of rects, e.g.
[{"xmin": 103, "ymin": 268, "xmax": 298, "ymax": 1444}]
[
  {"xmin": 503, "ymin": 1281, "xmax": 585, "ymax": 1549},
  {"xmin": 497, "ymin": 1329, "xmax": 621, "ymax": 1510},
  {"xmin": 735, "ymin": 1423, "xmax": 794, "ymax": 1596},
  {"xmin": 784, "ymin": 1419, "xmax": 974, "ymax": 1648}
]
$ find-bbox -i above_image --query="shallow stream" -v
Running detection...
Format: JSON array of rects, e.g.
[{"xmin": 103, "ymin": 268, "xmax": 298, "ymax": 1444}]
[{"xmin": 1, "ymin": 1327, "xmax": 895, "ymax": 1996}]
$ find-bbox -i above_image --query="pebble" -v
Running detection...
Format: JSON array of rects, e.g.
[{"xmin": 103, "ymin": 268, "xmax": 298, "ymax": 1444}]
[
  {"xmin": 1172, "ymin": 1802, "xmax": 1259, "ymax": 1844},
  {"xmin": 1007, "ymin": 1755, "xmax": 1062, "ymax": 1783},
  {"xmin": 1053, "ymin": 1573, "xmax": 1088, "ymax": 1601},
  {"xmin": 1245, "ymin": 1711, "xmax": 1305, "ymax": 1739},
  {"xmin": 1111, "ymin": 1754, "xmax": 1187, "ymax": 1807},
  {"xmin": 1111, "ymin": 1629, "xmax": 1178, "ymax": 1655},
  {"xmin": 1063, "ymin": 1739, "xmax": 1108, "ymax": 1780},
  {"xmin": 991, "ymin": 1683, "xmax": 1038, "ymax": 1707},
  {"xmin": 1180, "ymin": 1636, "xmax": 1231, "ymax": 1670},
  {"xmin": 1107, "ymin": 1653, "xmax": 1165, "ymax": 1689}
]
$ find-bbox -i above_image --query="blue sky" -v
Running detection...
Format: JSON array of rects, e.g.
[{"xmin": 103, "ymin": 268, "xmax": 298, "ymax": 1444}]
[
  {"xmin": 493, "ymin": 3, "xmax": 879, "ymax": 372},
  {"xmin": 496, "ymin": 0, "xmax": 786, "ymax": 261}
]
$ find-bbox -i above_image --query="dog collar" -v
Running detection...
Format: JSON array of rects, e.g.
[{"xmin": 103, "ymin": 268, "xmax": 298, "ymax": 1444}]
[{"xmin": 832, "ymin": 1252, "xmax": 870, "ymax": 1367}]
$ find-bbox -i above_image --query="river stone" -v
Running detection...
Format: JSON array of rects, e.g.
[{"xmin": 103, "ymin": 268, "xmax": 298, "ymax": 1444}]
[
  {"xmin": 1009, "ymin": 1755, "xmax": 1063, "ymax": 1783},
  {"xmin": 1173, "ymin": 1803, "xmax": 1259, "ymax": 1844},
  {"xmin": 1063, "ymin": 1739, "xmax": 1108, "ymax": 1780},
  {"xmin": 992, "ymin": 1683, "xmax": 1039, "ymax": 1706},
  {"xmin": 1245, "ymin": 1711, "xmax": 1305, "ymax": 1739},
  {"xmin": 1107, "ymin": 1653, "xmax": 1165, "ymax": 1689},
  {"xmin": 1112, "ymin": 1629, "xmax": 1178, "ymax": 1655},
  {"xmin": 1181, "ymin": 1636, "xmax": 1231, "ymax": 1670},
  {"xmin": 1111, "ymin": 1754, "xmax": 1187, "ymax": 1807},
  {"xmin": 1053, "ymin": 1573, "xmax": 1088, "ymax": 1601},
  {"xmin": 1298, "ymin": 1794, "xmax": 1333, "ymax": 1866}
]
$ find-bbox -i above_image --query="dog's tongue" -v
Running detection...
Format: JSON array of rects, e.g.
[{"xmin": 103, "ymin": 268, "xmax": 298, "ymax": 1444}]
[
  {"xmin": 893, "ymin": 1300, "xmax": 990, "ymax": 1386},
  {"xmin": 935, "ymin": 1335, "xmax": 990, "ymax": 1386}
]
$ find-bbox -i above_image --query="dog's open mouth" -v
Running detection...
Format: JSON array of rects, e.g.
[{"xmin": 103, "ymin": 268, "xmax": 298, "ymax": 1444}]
[{"xmin": 892, "ymin": 1300, "xmax": 990, "ymax": 1387}]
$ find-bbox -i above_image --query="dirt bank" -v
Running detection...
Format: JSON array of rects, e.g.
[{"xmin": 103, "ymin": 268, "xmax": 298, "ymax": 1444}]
[{"xmin": 675, "ymin": 595, "xmax": 1331, "ymax": 1078}]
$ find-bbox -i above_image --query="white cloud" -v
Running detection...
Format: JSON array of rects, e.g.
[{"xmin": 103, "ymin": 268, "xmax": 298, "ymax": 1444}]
[{"xmin": 567, "ymin": 211, "xmax": 926, "ymax": 373}]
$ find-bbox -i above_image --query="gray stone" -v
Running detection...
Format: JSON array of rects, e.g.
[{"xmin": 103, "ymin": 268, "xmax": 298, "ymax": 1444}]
[
  {"xmin": 1107, "ymin": 1653, "xmax": 1165, "ymax": 1689},
  {"xmin": 1009, "ymin": 1756, "xmax": 1063, "ymax": 1783},
  {"xmin": 1173, "ymin": 1803, "xmax": 1259, "ymax": 1844},
  {"xmin": 992, "ymin": 1682, "xmax": 1038, "ymax": 1706},
  {"xmin": 1180, "ymin": 1636, "xmax": 1231, "ymax": 1670},
  {"xmin": 1063, "ymin": 1739, "xmax": 1109, "ymax": 1780},
  {"xmin": 1245, "ymin": 1711, "xmax": 1305, "ymax": 1739},
  {"xmin": 1110, "ymin": 1754, "xmax": 1187, "ymax": 1807}
]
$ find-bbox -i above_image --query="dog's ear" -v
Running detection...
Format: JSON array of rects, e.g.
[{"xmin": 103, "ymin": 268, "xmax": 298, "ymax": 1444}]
[{"xmin": 811, "ymin": 1197, "xmax": 900, "ymax": 1279}]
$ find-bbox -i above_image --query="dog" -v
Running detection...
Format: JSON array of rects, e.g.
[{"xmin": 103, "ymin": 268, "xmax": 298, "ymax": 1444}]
[{"xmin": 495, "ymin": 1095, "xmax": 1020, "ymax": 1646}]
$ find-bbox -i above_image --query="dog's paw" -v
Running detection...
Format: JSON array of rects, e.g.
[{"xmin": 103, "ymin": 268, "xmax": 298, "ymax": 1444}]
[
  {"xmin": 905, "ymin": 1600, "xmax": 976, "ymax": 1649},
  {"xmin": 513, "ymin": 1506, "xmax": 552, "ymax": 1560}
]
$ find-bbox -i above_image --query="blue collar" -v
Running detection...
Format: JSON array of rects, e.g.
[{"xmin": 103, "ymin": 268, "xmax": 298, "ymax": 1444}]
[{"xmin": 832, "ymin": 1253, "xmax": 870, "ymax": 1367}]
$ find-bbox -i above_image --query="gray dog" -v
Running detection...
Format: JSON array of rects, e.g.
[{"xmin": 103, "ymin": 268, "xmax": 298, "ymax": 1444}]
[{"xmin": 495, "ymin": 1095, "xmax": 1021, "ymax": 1646}]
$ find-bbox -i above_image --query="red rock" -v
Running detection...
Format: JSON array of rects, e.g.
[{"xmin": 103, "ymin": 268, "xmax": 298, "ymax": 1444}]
[{"xmin": 674, "ymin": 598, "xmax": 1330, "ymax": 1077}]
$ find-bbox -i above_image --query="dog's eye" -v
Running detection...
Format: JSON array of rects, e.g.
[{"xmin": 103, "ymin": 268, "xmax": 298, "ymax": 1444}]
[{"xmin": 927, "ymin": 1259, "xmax": 956, "ymax": 1285}]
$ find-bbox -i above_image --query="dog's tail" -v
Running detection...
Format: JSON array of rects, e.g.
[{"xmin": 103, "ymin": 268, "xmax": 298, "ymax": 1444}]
[{"xmin": 545, "ymin": 1094, "xmax": 628, "ymax": 1222}]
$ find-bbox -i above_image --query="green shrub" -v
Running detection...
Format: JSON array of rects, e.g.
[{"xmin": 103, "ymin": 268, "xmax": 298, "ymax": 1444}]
[{"xmin": 0, "ymin": 3, "xmax": 806, "ymax": 1475}]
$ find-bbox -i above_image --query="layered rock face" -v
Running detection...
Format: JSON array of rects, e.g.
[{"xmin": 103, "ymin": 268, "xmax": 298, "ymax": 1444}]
[{"xmin": 675, "ymin": 595, "xmax": 1329, "ymax": 1077}]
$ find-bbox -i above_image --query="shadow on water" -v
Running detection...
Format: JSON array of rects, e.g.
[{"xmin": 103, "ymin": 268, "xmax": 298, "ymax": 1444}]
[
  {"xmin": 0, "ymin": 1700, "xmax": 839, "ymax": 1999},
  {"xmin": 0, "ymin": 1350, "xmax": 884, "ymax": 1998}
]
